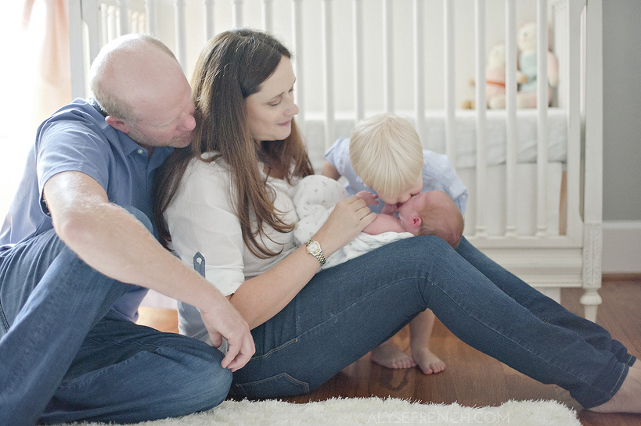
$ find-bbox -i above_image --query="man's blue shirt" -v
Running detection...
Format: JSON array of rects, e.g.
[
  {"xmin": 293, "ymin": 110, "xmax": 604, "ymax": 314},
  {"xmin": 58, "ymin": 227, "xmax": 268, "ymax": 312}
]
[{"xmin": 0, "ymin": 98, "xmax": 174, "ymax": 321}]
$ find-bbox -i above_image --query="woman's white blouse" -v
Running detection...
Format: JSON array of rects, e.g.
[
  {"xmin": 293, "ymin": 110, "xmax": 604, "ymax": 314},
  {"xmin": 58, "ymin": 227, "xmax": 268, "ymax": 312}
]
[{"xmin": 165, "ymin": 155, "xmax": 300, "ymax": 299}]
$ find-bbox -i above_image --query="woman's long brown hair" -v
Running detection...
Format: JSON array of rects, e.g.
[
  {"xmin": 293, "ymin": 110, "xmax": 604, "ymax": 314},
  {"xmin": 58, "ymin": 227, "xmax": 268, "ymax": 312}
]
[{"xmin": 154, "ymin": 29, "xmax": 313, "ymax": 258}]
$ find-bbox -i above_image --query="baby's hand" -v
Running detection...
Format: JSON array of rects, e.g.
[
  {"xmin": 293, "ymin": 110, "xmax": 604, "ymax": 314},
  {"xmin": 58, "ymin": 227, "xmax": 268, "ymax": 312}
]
[{"xmin": 355, "ymin": 191, "xmax": 379, "ymax": 206}]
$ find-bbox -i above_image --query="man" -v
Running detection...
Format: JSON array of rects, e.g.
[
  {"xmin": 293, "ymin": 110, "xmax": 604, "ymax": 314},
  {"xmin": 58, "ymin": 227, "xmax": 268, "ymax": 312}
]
[{"xmin": 0, "ymin": 34, "xmax": 254, "ymax": 425}]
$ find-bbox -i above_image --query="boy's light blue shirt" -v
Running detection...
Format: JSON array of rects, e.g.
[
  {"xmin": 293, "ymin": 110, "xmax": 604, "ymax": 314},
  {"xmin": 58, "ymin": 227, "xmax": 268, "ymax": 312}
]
[{"xmin": 324, "ymin": 137, "xmax": 468, "ymax": 215}]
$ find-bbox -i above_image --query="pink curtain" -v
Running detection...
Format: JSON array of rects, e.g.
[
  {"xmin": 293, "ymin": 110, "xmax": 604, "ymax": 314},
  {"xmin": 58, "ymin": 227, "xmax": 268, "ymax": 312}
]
[{"xmin": 23, "ymin": 0, "xmax": 71, "ymax": 125}]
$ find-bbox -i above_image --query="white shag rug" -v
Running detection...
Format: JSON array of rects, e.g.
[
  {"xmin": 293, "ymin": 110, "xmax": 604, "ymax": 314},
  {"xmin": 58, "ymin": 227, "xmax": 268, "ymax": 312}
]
[{"xmin": 60, "ymin": 397, "xmax": 581, "ymax": 425}]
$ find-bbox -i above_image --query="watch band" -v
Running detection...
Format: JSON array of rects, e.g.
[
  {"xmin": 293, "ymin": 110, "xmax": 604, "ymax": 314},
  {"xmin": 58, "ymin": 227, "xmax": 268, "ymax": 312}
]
[{"xmin": 304, "ymin": 239, "xmax": 326, "ymax": 266}]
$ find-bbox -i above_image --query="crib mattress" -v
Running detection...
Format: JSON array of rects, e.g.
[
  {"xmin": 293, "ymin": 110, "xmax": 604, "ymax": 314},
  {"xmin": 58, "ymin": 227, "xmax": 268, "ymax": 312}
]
[{"xmin": 304, "ymin": 108, "xmax": 568, "ymax": 170}]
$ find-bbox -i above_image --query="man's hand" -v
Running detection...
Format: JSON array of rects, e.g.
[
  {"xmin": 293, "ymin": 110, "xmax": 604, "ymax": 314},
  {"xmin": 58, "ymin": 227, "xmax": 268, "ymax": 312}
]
[{"xmin": 200, "ymin": 302, "xmax": 255, "ymax": 372}]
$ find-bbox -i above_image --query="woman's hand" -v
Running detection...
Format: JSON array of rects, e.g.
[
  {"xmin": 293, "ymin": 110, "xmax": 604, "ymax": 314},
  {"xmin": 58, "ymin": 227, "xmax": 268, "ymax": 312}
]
[{"xmin": 314, "ymin": 195, "xmax": 376, "ymax": 256}]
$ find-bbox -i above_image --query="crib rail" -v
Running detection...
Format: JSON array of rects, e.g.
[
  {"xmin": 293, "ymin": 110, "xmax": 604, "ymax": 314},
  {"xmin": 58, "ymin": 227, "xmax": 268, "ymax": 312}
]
[{"xmin": 68, "ymin": 0, "xmax": 603, "ymax": 317}]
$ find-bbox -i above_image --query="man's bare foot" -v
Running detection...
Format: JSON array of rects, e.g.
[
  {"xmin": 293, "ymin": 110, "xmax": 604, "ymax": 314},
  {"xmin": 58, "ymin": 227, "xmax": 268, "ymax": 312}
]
[
  {"xmin": 589, "ymin": 363, "xmax": 641, "ymax": 413},
  {"xmin": 412, "ymin": 346, "xmax": 446, "ymax": 375},
  {"xmin": 371, "ymin": 341, "xmax": 417, "ymax": 369}
]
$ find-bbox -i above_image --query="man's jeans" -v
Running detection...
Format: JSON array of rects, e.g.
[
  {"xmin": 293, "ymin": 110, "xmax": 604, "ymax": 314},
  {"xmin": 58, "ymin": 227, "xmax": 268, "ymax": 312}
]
[
  {"xmin": 229, "ymin": 235, "xmax": 634, "ymax": 409},
  {"xmin": 0, "ymin": 207, "xmax": 231, "ymax": 425}
]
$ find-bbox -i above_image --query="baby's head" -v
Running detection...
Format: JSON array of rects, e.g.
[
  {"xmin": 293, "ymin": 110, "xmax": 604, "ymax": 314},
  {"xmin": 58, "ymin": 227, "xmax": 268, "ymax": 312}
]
[
  {"xmin": 398, "ymin": 191, "xmax": 464, "ymax": 247},
  {"xmin": 350, "ymin": 113, "xmax": 423, "ymax": 205}
]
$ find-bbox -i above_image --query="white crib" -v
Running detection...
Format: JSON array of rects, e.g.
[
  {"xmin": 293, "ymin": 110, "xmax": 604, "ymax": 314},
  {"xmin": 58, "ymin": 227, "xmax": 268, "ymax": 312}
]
[{"xmin": 68, "ymin": 0, "xmax": 604, "ymax": 320}]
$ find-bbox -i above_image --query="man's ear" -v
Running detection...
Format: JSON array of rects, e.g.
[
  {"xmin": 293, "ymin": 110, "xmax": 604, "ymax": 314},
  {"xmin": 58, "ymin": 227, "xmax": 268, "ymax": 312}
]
[
  {"xmin": 105, "ymin": 116, "xmax": 130, "ymax": 134},
  {"xmin": 411, "ymin": 215, "xmax": 422, "ymax": 229}
]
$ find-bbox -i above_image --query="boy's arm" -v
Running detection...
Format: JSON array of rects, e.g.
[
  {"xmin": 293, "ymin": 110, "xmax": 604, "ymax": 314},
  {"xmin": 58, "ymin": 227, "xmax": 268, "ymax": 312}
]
[{"xmin": 321, "ymin": 160, "xmax": 341, "ymax": 180}]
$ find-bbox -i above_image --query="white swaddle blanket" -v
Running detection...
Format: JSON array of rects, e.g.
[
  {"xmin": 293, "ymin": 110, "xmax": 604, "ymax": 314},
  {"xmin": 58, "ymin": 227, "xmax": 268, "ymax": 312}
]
[{"xmin": 293, "ymin": 175, "xmax": 412, "ymax": 269}]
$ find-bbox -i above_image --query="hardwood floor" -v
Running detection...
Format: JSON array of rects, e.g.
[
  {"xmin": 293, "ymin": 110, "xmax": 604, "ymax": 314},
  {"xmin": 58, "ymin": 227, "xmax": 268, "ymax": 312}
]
[{"xmin": 137, "ymin": 275, "xmax": 641, "ymax": 425}]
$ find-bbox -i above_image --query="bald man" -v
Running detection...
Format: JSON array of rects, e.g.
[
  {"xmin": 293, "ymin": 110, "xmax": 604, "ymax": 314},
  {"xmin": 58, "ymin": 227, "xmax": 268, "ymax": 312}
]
[{"xmin": 0, "ymin": 34, "xmax": 254, "ymax": 425}]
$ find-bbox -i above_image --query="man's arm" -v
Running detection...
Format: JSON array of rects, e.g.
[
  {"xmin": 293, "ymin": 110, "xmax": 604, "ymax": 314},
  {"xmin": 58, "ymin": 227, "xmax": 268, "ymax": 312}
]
[{"xmin": 43, "ymin": 170, "xmax": 254, "ymax": 370}]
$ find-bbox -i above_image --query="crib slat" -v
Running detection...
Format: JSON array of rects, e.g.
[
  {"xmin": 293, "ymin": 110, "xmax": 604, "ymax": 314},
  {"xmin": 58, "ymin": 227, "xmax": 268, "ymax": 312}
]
[
  {"xmin": 145, "ymin": 0, "xmax": 156, "ymax": 36},
  {"xmin": 117, "ymin": 0, "xmax": 129, "ymax": 35},
  {"xmin": 383, "ymin": 0, "xmax": 394, "ymax": 112},
  {"xmin": 232, "ymin": 0, "xmax": 244, "ymax": 27},
  {"xmin": 107, "ymin": 5, "xmax": 116, "ymax": 40},
  {"xmin": 474, "ymin": 0, "xmax": 487, "ymax": 238},
  {"xmin": 291, "ymin": 0, "xmax": 305, "ymax": 127},
  {"xmin": 321, "ymin": 0, "xmax": 335, "ymax": 148},
  {"xmin": 262, "ymin": 0, "xmax": 273, "ymax": 32},
  {"xmin": 563, "ymin": 0, "xmax": 586, "ymax": 238},
  {"xmin": 413, "ymin": 0, "xmax": 425, "ymax": 144},
  {"xmin": 536, "ymin": 0, "xmax": 548, "ymax": 237},
  {"xmin": 444, "ymin": 0, "xmax": 456, "ymax": 167},
  {"xmin": 353, "ymin": 0, "xmax": 365, "ymax": 122},
  {"xmin": 504, "ymin": 0, "xmax": 518, "ymax": 237},
  {"xmin": 204, "ymin": 0, "xmax": 215, "ymax": 42},
  {"xmin": 69, "ymin": 0, "xmax": 85, "ymax": 100},
  {"xmin": 174, "ymin": 0, "xmax": 187, "ymax": 71}
]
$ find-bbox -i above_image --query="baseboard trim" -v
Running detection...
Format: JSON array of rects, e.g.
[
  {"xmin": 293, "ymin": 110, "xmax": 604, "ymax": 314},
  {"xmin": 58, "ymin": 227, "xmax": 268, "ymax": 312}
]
[
  {"xmin": 602, "ymin": 273, "xmax": 641, "ymax": 282},
  {"xmin": 602, "ymin": 220, "xmax": 641, "ymax": 274}
]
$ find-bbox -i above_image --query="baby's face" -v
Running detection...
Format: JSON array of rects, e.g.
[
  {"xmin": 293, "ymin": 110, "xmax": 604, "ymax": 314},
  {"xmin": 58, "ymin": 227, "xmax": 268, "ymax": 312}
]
[
  {"xmin": 376, "ymin": 176, "xmax": 423, "ymax": 206},
  {"xmin": 398, "ymin": 192, "xmax": 429, "ymax": 219}
]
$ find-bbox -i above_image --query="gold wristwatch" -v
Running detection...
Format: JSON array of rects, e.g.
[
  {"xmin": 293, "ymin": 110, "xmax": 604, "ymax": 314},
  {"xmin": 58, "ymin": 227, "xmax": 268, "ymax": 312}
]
[{"xmin": 304, "ymin": 239, "xmax": 326, "ymax": 266}]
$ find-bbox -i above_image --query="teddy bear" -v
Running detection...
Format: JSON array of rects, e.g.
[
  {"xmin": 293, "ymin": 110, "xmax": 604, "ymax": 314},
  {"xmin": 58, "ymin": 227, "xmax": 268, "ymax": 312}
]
[
  {"xmin": 461, "ymin": 43, "xmax": 508, "ymax": 109},
  {"xmin": 515, "ymin": 22, "xmax": 559, "ymax": 108}
]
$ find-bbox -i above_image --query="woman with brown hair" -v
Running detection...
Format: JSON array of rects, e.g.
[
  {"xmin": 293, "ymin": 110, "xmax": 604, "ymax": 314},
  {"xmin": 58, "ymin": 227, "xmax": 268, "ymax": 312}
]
[{"xmin": 155, "ymin": 28, "xmax": 640, "ymax": 412}]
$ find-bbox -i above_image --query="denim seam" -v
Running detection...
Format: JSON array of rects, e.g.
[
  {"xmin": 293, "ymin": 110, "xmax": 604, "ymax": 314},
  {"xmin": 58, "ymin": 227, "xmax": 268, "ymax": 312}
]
[
  {"xmin": 234, "ymin": 372, "xmax": 310, "ymax": 395},
  {"xmin": 249, "ymin": 337, "xmax": 299, "ymax": 361},
  {"xmin": 0, "ymin": 299, "xmax": 8, "ymax": 331}
]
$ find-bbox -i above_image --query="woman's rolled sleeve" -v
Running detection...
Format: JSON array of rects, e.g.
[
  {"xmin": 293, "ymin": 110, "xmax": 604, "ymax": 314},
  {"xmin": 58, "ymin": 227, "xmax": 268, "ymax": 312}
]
[{"xmin": 165, "ymin": 158, "xmax": 246, "ymax": 296}]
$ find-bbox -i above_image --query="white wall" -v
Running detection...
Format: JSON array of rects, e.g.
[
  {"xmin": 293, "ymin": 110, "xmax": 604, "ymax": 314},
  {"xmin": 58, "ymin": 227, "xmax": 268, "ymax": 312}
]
[{"xmin": 601, "ymin": 0, "xmax": 641, "ymax": 273}]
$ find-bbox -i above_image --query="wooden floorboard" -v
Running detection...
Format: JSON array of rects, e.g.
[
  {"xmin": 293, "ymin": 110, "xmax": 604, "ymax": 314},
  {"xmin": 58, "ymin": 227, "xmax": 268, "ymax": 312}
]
[{"xmin": 137, "ymin": 275, "xmax": 641, "ymax": 425}]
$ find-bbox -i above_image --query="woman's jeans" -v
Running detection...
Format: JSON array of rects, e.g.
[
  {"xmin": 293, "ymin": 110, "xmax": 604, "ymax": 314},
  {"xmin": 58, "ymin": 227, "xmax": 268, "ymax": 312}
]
[
  {"xmin": 230, "ymin": 235, "xmax": 635, "ymax": 408},
  {"xmin": 0, "ymin": 207, "xmax": 231, "ymax": 425}
]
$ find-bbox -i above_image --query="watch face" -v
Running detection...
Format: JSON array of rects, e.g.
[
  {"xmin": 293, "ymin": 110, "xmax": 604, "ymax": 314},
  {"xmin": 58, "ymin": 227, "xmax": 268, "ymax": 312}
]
[{"xmin": 308, "ymin": 242, "xmax": 320, "ymax": 252}]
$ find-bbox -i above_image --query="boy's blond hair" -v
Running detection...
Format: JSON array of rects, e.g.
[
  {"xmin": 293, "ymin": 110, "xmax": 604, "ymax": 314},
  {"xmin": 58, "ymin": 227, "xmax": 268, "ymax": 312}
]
[{"xmin": 349, "ymin": 113, "xmax": 424, "ymax": 197}]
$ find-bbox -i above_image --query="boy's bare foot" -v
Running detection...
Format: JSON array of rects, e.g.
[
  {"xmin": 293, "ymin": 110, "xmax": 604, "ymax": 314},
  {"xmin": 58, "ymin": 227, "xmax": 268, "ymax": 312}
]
[
  {"xmin": 371, "ymin": 341, "xmax": 417, "ymax": 369},
  {"xmin": 589, "ymin": 363, "xmax": 641, "ymax": 413},
  {"xmin": 411, "ymin": 346, "xmax": 446, "ymax": 375}
]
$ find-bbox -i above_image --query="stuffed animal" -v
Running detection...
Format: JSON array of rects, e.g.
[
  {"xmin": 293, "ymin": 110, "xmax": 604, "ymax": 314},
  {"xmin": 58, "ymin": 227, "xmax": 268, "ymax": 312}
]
[
  {"xmin": 516, "ymin": 22, "xmax": 559, "ymax": 108},
  {"xmin": 461, "ymin": 44, "xmax": 507, "ymax": 109}
]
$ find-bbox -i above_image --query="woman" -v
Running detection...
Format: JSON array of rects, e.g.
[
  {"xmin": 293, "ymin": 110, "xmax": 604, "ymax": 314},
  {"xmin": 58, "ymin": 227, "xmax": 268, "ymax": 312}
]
[{"xmin": 155, "ymin": 29, "xmax": 640, "ymax": 412}]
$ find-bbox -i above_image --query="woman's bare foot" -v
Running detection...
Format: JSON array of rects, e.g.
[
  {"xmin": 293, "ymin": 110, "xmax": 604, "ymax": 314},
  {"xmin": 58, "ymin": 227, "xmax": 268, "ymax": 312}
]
[
  {"xmin": 589, "ymin": 363, "xmax": 641, "ymax": 413},
  {"xmin": 371, "ymin": 341, "xmax": 417, "ymax": 369},
  {"xmin": 411, "ymin": 346, "xmax": 446, "ymax": 375}
]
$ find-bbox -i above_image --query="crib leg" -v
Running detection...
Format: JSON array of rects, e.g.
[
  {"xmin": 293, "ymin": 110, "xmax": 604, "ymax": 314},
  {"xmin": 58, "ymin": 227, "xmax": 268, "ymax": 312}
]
[
  {"xmin": 580, "ymin": 289, "xmax": 602, "ymax": 322},
  {"xmin": 581, "ymin": 221, "xmax": 603, "ymax": 322}
]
